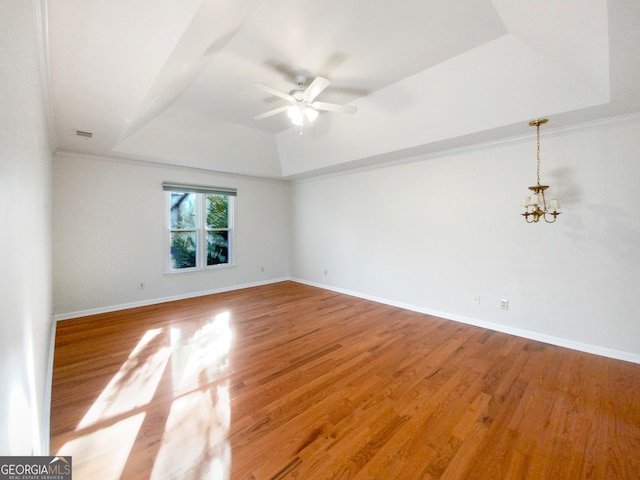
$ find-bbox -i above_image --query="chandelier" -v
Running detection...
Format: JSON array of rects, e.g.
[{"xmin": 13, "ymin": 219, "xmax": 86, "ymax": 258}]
[{"xmin": 522, "ymin": 118, "xmax": 561, "ymax": 223}]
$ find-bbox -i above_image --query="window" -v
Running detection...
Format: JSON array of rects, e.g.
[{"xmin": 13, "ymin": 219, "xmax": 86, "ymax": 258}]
[{"xmin": 163, "ymin": 183, "xmax": 236, "ymax": 273}]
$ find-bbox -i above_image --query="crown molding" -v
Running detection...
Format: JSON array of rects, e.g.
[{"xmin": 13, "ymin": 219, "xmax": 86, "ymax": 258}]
[
  {"xmin": 54, "ymin": 149, "xmax": 289, "ymax": 184},
  {"xmin": 289, "ymin": 111, "xmax": 640, "ymax": 184}
]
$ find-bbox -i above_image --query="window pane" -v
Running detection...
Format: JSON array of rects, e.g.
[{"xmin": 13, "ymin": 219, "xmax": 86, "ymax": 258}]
[
  {"xmin": 171, "ymin": 231, "xmax": 197, "ymax": 269},
  {"xmin": 171, "ymin": 193, "xmax": 196, "ymax": 229},
  {"xmin": 207, "ymin": 231, "xmax": 229, "ymax": 265},
  {"xmin": 206, "ymin": 195, "xmax": 228, "ymax": 229}
]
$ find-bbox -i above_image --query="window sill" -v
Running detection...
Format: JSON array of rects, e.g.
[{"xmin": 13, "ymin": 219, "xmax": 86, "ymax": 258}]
[{"xmin": 164, "ymin": 263, "xmax": 237, "ymax": 275}]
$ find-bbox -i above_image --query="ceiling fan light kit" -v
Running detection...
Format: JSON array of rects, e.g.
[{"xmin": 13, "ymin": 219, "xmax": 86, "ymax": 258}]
[
  {"xmin": 287, "ymin": 104, "xmax": 318, "ymax": 126},
  {"xmin": 254, "ymin": 74, "xmax": 357, "ymax": 128}
]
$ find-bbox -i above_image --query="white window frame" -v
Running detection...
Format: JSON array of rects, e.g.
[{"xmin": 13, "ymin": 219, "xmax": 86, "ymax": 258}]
[{"xmin": 163, "ymin": 184, "xmax": 236, "ymax": 274}]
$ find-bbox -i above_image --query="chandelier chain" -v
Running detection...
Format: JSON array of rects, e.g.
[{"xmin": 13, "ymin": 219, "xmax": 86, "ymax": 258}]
[{"xmin": 536, "ymin": 123, "xmax": 541, "ymax": 186}]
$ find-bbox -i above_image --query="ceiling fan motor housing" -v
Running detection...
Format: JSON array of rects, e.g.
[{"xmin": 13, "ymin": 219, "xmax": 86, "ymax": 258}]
[{"xmin": 293, "ymin": 74, "xmax": 308, "ymax": 87}]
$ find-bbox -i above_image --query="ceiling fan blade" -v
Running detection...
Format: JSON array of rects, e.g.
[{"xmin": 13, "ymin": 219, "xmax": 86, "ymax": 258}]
[
  {"xmin": 304, "ymin": 76, "xmax": 331, "ymax": 101},
  {"xmin": 311, "ymin": 101, "xmax": 357, "ymax": 114},
  {"xmin": 255, "ymin": 83, "xmax": 294, "ymax": 102},
  {"xmin": 254, "ymin": 105, "xmax": 289, "ymax": 120}
]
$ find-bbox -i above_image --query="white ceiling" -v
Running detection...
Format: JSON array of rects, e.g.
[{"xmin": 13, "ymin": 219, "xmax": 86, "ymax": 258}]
[{"xmin": 48, "ymin": 0, "xmax": 640, "ymax": 179}]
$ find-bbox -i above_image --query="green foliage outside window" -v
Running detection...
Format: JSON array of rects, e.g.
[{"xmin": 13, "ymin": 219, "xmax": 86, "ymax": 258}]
[
  {"xmin": 206, "ymin": 195, "xmax": 229, "ymax": 265},
  {"xmin": 169, "ymin": 192, "xmax": 231, "ymax": 269},
  {"xmin": 171, "ymin": 231, "xmax": 197, "ymax": 268}
]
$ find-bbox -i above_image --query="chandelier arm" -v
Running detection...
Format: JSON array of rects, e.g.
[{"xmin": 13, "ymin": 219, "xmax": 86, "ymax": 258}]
[{"xmin": 543, "ymin": 211, "xmax": 561, "ymax": 223}]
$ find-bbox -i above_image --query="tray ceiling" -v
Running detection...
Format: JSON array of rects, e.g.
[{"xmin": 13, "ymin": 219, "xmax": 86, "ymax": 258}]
[{"xmin": 48, "ymin": 0, "xmax": 640, "ymax": 178}]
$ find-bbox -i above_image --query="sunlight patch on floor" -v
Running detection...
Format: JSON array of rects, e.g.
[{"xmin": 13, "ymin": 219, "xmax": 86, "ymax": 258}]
[
  {"xmin": 55, "ymin": 312, "xmax": 235, "ymax": 478},
  {"xmin": 77, "ymin": 328, "xmax": 170, "ymax": 429},
  {"xmin": 151, "ymin": 384, "xmax": 231, "ymax": 479},
  {"xmin": 170, "ymin": 311, "xmax": 232, "ymax": 395},
  {"xmin": 57, "ymin": 413, "xmax": 145, "ymax": 479},
  {"xmin": 152, "ymin": 312, "xmax": 233, "ymax": 478}
]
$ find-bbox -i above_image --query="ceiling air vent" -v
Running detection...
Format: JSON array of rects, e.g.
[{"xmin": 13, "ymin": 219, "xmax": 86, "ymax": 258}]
[{"xmin": 74, "ymin": 129, "xmax": 93, "ymax": 139}]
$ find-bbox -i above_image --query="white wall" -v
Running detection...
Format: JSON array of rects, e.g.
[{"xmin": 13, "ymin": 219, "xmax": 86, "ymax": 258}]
[
  {"xmin": 53, "ymin": 153, "xmax": 290, "ymax": 317},
  {"xmin": 0, "ymin": 0, "xmax": 54, "ymax": 455},
  {"xmin": 290, "ymin": 115, "xmax": 640, "ymax": 362}
]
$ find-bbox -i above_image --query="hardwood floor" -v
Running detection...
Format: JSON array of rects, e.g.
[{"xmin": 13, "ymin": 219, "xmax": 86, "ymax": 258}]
[{"xmin": 50, "ymin": 281, "xmax": 640, "ymax": 479}]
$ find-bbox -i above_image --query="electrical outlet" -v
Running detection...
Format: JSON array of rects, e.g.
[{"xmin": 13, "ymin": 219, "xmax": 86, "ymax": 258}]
[
  {"xmin": 324, "ymin": 269, "xmax": 328, "ymax": 276},
  {"xmin": 473, "ymin": 294, "xmax": 480, "ymax": 305},
  {"xmin": 500, "ymin": 299, "xmax": 509, "ymax": 310},
  {"xmin": 138, "ymin": 282, "xmax": 145, "ymax": 289}
]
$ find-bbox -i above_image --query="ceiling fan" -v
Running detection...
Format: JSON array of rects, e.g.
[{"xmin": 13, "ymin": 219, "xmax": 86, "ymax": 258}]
[{"xmin": 254, "ymin": 74, "xmax": 357, "ymax": 126}]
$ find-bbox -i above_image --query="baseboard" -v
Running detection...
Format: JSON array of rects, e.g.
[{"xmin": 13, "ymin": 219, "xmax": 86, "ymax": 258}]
[
  {"xmin": 291, "ymin": 278, "xmax": 640, "ymax": 365},
  {"xmin": 54, "ymin": 277, "xmax": 290, "ymax": 321},
  {"xmin": 53, "ymin": 276, "xmax": 640, "ymax": 364}
]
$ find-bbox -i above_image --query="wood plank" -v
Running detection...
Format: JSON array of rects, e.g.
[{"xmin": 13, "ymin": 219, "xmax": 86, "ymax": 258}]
[{"xmin": 50, "ymin": 281, "xmax": 640, "ymax": 479}]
